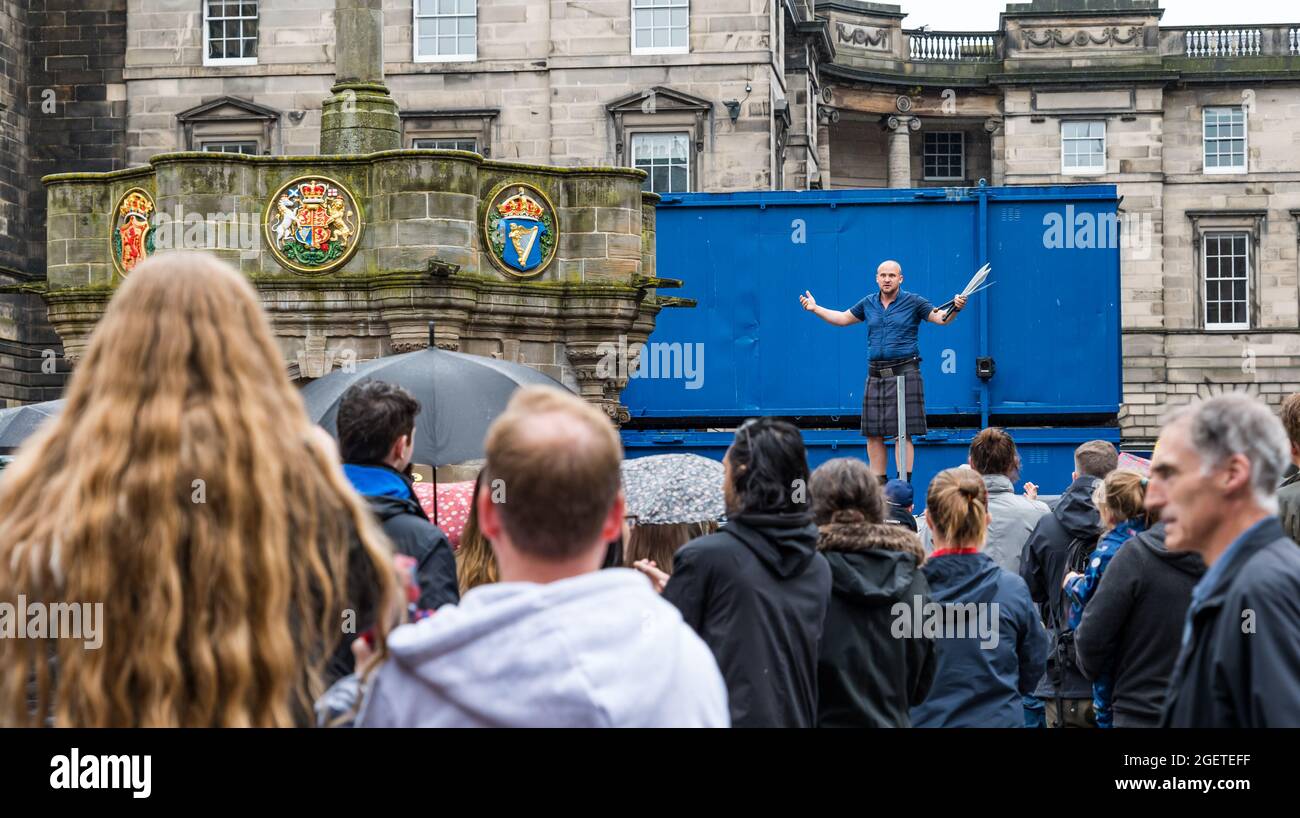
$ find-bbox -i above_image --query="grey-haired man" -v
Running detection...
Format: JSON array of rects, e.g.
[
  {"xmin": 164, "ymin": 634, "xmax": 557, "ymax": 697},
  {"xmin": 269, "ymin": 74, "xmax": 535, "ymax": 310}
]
[{"xmin": 1149, "ymin": 394, "xmax": 1300, "ymax": 727}]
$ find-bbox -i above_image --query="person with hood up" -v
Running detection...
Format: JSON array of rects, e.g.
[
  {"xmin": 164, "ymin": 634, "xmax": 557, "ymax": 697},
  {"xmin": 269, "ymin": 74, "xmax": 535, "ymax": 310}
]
[
  {"xmin": 810, "ymin": 458, "xmax": 935, "ymax": 727},
  {"xmin": 356, "ymin": 385, "xmax": 728, "ymax": 728},
  {"xmin": 908, "ymin": 467, "xmax": 1048, "ymax": 727},
  {"xmin": 637, "ymin": 417, "xmax": 832, "ymax": 728},
  {"xmin": 1073, "ymin": 513, "xmax": 1206, "ymax": 728},
  {"xmin": 1019, "ymin": 439, "xmax": 1117, "ymax": 728},
  {"xmin": 338, "ymin": 379, "xmax": 459, "ymax": 614},
  {"xmin": 1060, "ymin": 469, "xmax": 1148, "ymax": 728}
]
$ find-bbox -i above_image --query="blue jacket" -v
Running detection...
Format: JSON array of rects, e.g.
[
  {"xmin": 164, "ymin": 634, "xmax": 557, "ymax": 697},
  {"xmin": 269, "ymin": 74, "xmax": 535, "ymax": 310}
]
[
  {"xmin": 1065, "ymin": 518, "xmax": 1146, "ymax": 630},
  {"xmin": 909, "ymin": 552, "xmax": 1049, "ymax": 728}
]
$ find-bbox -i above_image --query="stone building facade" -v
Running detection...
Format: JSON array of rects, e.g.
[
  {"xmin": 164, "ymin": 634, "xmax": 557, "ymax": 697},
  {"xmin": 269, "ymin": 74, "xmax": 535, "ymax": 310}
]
[{"xmin": 5, "ymin": 0, "xmax": 1300, "ymax": 446}]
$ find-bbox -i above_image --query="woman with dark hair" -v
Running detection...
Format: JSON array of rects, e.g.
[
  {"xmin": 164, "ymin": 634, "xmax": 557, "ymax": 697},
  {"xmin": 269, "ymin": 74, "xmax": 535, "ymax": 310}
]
[
  {"xmin": 810, "ymin": 458, "xmax": 936, "ymax": 727},
  {"xmin": 637, "ymin": 418, "xmax": 831, "ymax": 727}
]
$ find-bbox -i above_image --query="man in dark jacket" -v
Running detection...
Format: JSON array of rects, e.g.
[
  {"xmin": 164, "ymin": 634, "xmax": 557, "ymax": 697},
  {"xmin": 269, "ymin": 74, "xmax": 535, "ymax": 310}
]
[
  {"xmin": 337, "ymin": 379, "xmax": 459, "ymax": 614},
  {"xmin": 1275, "ymin": 393, "xmax": 1300, "ymax": 542},
  {"xmin": 663, "ymin": 418, "xmax": 832, "ymax": 727},
  {"xmin": 1148, "ymin": 395, "xmax": 1300, "ymax": 727},
  {"xmin": 1019, "ymin": 439, "xmax": 1117, "ymax": 727},
  {"xmin": 1073, "ymin": 522, "xmax": 1206, "ymax": 727}
]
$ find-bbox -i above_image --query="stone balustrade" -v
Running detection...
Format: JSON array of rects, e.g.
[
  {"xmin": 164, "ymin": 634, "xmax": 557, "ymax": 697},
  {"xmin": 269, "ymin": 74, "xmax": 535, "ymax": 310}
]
[{"xmin": 905, "ymin": 30, "xmax": 1002, "ymax": 62}]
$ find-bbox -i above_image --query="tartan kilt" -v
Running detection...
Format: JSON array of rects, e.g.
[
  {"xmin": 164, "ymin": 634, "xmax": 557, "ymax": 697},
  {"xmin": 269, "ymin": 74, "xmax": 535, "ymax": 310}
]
[{"xmin": 861, "ymin": 368, "xmax": 928, "ymax": 438}]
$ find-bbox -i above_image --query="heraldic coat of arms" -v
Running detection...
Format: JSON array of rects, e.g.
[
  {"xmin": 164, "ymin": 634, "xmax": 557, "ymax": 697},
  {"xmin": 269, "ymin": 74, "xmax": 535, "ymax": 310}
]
[
  {"xmin": 111, "ymin": 188, "xmax": 155, "ymax": 276},
  {"xmin": 265, "ymin": 176, "xmax": 361, "ymax": 274},
  {"xmin": 484, "ymin": 183, "xmax": 558, "ymax": 277}
]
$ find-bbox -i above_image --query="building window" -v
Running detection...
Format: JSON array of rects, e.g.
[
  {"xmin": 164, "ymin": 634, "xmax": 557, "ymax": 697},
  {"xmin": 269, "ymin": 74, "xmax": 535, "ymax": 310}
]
[
  {"xmin": 632, "ymin": 133, "xmax": 690, "ymax": 193},
  {"xmin": 1061, "ymin": 120, "xmax": 1105, "ymax": 174},
  {"xmin": 632, "ymin": 0, "xmax": 689, "ymax": 55},
  {"xmin": 414, "ymin": 0, "xmax": 476, "ymax": 62},
  {"xmin": 203, "ymin": 1, "xmax": 259, "ymax": 66},
  {"xmin": 923, "ymin": 132, "xmax": 964, "ymax": 180},
  {"xmin": 1204, "ymin": 106, "xmax": 1247, "ymax": 174},
  {"xmin": 201, "ymin": 141, "xmax": 260, "ymax": 154},
  {"xmin": 412, "ymin": 137, "xmax": 478, "ymax": 152},
  {"xmin": 1203, "ymin": 232, "xmax": 1250, "ymax": 330}
]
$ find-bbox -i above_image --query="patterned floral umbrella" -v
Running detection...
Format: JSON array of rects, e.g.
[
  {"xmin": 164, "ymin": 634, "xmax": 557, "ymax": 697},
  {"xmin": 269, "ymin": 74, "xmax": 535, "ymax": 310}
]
[
  {"xmin": 412, "ymin": 479, "xmax": 476, "ymax": 549},
  {"xmin": 621, "ymin": 453, "xmax": 725, "ymax": 525}
]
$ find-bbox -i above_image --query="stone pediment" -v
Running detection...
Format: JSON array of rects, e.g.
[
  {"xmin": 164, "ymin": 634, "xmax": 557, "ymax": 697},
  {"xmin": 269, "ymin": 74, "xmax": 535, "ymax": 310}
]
[
  {"xmin": 605, "ymin": 86, "xmax": 712, "ymax": 115},
  {"xmin": 175, "ymin": 96, "xmax": 281, "ymax": 124}
]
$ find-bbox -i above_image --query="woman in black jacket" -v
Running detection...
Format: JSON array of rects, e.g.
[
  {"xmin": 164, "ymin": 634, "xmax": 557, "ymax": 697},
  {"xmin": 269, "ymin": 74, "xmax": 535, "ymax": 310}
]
[
  {"xmin": 810, "ymin": 458, "xmax": 936, "ymax": 727},
  {"xmin": 637, "ymin": 418, "xmax": 832, "ymax": 727}
]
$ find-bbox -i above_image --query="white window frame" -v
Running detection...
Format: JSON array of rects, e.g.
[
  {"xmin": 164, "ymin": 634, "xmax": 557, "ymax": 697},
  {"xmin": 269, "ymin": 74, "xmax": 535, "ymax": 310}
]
[
  {"xmin": 202, "ymin": 0, "xmax": 259, "ymax": 67},
  {"xmin": 1203, "ymin": 106, "xmax": 1248, "ymax": 175},
  {"xmin": 922, "ymin": 131, "xmax": 965, "ymax": 181},
  {"xmin": 631, "ymin": 0, "xmax": 690, "ymax": 56},
  {"xmin": 1202, "ymin": 231, "xmax": 1251, "ymax": 331},
  {"xmin": 200, "ymin": 140, "xmax": 261, "ymax": 155},
  {"xmin": 1060, "ymin": 120, "xmax": 1106, "ymax": 176},
  {"xmin": 413, "ymin": 0, "xmax": 477, "ymax": 63},
  {"xmin": 411, "ymin": 137, "xmax": 478, "ymax": 152},
  {"xmin": 631, "ymin": 131, "xmax": 692, "ymax": 194}
]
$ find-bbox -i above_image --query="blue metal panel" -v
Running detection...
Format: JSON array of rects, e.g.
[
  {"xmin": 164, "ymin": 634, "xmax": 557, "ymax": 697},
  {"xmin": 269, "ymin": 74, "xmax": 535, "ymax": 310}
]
[
  {"xmin": 623, "ymin": 185, "xmax": 1122, "ymax": 423},
  {"xmin": 621, "ymin": 426, "xmax": 1121, "ymax": 513}
]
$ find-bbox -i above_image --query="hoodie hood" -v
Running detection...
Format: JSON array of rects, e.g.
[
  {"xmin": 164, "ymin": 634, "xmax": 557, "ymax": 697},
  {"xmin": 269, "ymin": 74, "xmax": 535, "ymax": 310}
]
[
  {"xmin": 818, "ymin": 522, "xmax": 923, "ymax": 604},
  {"xmin": 725, "ymin": 511, "xmax": 820, "ymax": 579},
  {"xmin": 1134, "ymin": 521, "xmax": 1207, "ymax": 577},
  {"xmin": 365, "ymin": 568, "xmax": 727, "ymax": 727},
  {"xmin": 365, "ymin": 492, "xmax": 426, "ymax": 523},
  {"xmin": 983, "ymin": 473, "xmax": 1015, "ymax": 495},
  {"xmin": 1052, "ymin": 475, "xmax": 1102, "ymax": 539},
  {"xmin": 921, "ymin": 552, "xmax": 1003, "ymax": 606},
  {"xmin": 344, "ymin": 463, "xmax": 415, "ymax": 501}
]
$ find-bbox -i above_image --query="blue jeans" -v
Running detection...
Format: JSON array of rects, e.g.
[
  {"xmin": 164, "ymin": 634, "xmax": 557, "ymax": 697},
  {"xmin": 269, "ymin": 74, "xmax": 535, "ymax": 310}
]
[
  {"xmin": 1023, "ymin": 694, "xmax": 1046, "ymax": 728},
  {"xmin": 1094, "ymin": 673, "xmax": 1114, "ymax": 729}
]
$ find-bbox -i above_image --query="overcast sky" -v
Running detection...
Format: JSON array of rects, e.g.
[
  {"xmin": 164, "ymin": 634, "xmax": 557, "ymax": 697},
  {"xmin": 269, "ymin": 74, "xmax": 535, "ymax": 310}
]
[{"xmin": 894, "ymin": 0, "xmax": 1297, "ymax": 30}]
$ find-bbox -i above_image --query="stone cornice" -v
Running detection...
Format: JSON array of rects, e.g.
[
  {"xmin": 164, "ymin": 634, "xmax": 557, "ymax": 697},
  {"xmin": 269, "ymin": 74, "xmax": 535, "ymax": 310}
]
[{"xmin": 43, "ymin": 151, "xmax": 650, "ymax": 186}]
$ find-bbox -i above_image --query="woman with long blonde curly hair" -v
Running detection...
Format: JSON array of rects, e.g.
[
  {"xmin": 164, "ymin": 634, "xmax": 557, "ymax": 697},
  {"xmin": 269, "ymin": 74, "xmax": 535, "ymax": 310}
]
[{"xmin": 0, "ymin": 252, "xmax": 399, "ymax": 727}]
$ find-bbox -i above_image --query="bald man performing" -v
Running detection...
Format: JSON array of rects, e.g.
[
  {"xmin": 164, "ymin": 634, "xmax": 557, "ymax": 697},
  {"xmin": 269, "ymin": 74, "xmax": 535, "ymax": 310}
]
[{"xmin": 800, "ymin": 260, "xmax": 967, "ymax": 484}]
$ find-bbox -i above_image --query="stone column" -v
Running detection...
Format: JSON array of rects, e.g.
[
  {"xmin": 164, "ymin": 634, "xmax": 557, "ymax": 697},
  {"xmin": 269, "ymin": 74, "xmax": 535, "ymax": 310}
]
[
  {"xmin": 985, "ymin": 117, "xmax": 1005, "ymax": 186},
  {"xmin": 320, "ymin": 0, "xmax": 401, "ymax": 154},
  {"xmin": 886, "ymin": 115, "xmax": 918, "ymax": 188}
]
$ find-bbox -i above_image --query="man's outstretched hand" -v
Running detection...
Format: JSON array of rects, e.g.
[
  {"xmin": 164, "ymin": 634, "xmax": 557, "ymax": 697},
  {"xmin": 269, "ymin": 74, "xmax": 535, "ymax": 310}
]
[
  {"xmin": 953, "ymin": 294, "xmax": 968, "ymax": 311},
  {"xmin": 800, "ymin": 290, "xmax": 817, "ymax": 311}
]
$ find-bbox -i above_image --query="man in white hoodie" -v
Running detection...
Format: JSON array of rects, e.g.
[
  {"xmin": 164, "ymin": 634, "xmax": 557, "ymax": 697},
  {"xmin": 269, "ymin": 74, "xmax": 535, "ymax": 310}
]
[{"xmin": 357, "ymin": 385, "xmax": 729, "ymax": 727}]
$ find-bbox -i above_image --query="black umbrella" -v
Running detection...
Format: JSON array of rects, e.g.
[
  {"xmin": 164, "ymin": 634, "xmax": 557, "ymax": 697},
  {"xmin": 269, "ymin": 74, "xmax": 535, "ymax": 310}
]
[
  {"xmin": 0, "ymin": 400, "xmax": 65, "ymax": 453},
  {"xmin": 300, "ymin": 334, "xmax": 568, "ymax": 467}
]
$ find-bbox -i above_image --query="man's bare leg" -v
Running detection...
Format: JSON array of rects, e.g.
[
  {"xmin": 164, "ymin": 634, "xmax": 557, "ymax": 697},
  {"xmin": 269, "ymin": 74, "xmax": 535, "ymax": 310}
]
[{"xmin": 867, "ymin": 436, "xmax": 887, "ymax": 477}]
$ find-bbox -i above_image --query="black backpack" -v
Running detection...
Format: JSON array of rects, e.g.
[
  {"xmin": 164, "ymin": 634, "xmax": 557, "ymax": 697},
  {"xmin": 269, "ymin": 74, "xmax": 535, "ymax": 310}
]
[{"xmin": 1047, "ymin": 532, "xmax": 1098, "ymax": 725}]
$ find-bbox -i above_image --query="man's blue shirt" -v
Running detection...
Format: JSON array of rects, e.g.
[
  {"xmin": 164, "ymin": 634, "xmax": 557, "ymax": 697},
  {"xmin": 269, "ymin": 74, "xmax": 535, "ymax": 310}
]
[{"xmin": 849, "ymin": 290, "xmax": 934, "ymax": 362}]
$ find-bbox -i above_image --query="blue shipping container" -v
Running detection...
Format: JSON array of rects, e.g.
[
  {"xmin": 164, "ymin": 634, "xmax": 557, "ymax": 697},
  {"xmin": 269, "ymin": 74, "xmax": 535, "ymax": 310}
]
[{"xmin": 623, "ymin": 185, "xmax": 1123, "ymax": 427}]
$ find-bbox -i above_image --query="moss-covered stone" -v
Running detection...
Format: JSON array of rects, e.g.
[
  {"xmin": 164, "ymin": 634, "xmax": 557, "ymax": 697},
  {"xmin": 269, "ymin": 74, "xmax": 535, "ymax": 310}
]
[{"xmin": 40, "ymin": 127, "xmax": 672, "ymax": 422}]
